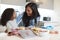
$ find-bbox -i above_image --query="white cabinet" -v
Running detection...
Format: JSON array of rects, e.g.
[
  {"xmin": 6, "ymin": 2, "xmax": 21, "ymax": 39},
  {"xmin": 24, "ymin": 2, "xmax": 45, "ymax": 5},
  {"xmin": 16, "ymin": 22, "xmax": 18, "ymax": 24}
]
[
  {"xmin": 0, "ymin": 0, "xmax": 1, "ymax": 4},
  {"xmin": 1, "ymin": 0, "xmax": 26, "ymax": 6},
  {"xmin": 39, "ymin": 0, "xmax": 54, "ymax": 10},
  {"xmin": 26, "ymin": 0, "xmax": 54, "ymax": 10},
  {"xmin": 1, "ymin": 0, "xmax": 54, "ymax": 9}
]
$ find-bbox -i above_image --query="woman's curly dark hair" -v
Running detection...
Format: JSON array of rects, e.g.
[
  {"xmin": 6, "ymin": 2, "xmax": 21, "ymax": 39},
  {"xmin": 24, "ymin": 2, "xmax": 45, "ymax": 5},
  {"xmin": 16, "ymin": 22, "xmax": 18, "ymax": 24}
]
[{"xmin": 1, "ymin": 8, "xmax": 14, "ymax": 26}]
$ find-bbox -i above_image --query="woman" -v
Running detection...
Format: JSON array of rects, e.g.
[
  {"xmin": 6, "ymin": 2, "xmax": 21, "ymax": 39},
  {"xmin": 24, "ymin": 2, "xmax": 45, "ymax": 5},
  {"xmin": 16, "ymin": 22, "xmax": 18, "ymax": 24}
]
[
  {"xmin": 17, "ymin": 2, "xmax": 40, "ymax": 27},
  {"xmin": 1, "ymin": 8, "xmax": 19, "ymax": 35}
]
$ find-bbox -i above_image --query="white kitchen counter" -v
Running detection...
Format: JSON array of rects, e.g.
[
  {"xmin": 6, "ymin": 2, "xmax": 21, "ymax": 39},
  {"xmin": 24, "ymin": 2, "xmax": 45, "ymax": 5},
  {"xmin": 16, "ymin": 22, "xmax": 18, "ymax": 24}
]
[
  {"xmin": 0, "ymin": 32, "xmax": 60, "ymax": 40},
  {"xmin": 0, "ymin": 26, "xmax": 60, "ymax": 40}
]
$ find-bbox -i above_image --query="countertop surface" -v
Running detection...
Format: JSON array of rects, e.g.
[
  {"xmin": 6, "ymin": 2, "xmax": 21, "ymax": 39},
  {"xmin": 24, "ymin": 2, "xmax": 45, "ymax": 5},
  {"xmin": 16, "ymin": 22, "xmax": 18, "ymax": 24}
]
[{"xmin": 0, "ymin": 26, "xmax": 60, "ymax": 40}]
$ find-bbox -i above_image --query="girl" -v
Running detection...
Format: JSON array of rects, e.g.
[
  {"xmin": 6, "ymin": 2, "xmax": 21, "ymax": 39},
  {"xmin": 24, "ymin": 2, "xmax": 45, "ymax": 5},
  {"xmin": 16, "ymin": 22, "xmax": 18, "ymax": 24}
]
[{"xmin": 1, "ymin": 8, "xmax": 19, "ymax": 36}]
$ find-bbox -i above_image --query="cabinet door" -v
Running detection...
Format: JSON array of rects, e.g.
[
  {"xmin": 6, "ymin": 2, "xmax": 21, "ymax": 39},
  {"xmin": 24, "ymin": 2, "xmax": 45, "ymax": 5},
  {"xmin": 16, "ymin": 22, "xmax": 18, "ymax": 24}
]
[
  {"xmin": 1, "ymin": 0, "xmax": 26, "ymax": 6},
  {"xmin": 39, "ymin": 0, "xmax": 54, "ymax": 10}
]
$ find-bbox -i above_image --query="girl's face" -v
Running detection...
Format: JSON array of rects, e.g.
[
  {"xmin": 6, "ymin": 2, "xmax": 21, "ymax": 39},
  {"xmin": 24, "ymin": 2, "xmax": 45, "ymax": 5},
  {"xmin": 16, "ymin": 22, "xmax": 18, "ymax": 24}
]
[
  {"xmin": 11, "ymin": 11, "xmax": 16, "ymax": 20},
  {"xmin": 26, "ymin": 6, "xmax": 32, "ymax": 16}
]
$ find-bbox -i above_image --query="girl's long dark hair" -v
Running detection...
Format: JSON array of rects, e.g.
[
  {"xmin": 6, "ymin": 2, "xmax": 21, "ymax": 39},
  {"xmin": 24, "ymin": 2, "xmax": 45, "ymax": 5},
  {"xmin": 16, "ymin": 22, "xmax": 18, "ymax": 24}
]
[
  {"xmin": 1, "ymin": 8, "xmax": 14, "ymax": 26},
  {"xmin": 22, "ymin": 2, "xmax": 40, "ymax": 27}
]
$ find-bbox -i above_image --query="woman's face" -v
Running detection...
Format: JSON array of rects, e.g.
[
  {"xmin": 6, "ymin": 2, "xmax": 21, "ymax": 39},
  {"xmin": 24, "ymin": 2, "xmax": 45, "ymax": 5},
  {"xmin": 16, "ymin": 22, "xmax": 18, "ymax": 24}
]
[
  {"xmin": 26, "ymin": 6, "xmax": 32, "ymax": 16},
  {"xmin": 11, "ymin": 11, "xmax": 16, "ymax": 20}
]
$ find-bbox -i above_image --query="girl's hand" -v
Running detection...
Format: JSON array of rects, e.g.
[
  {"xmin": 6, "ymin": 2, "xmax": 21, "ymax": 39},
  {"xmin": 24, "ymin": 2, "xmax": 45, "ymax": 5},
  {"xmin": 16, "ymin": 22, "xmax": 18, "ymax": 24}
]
[{"xmin": 8, "ymin": 32, "xmax": 13, "ymax": 36}]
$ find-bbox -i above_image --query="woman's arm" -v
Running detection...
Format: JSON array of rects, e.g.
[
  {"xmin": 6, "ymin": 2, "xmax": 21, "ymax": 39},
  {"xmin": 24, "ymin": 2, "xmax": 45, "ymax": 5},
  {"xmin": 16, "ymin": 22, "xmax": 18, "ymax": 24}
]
[
  {"xmin": 16, "ymin": 14, "xmax": 24, "ymax": 27},
  {"xmin": 16, "ymin": 14, "xmax": 23, "ymax": 25}
]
